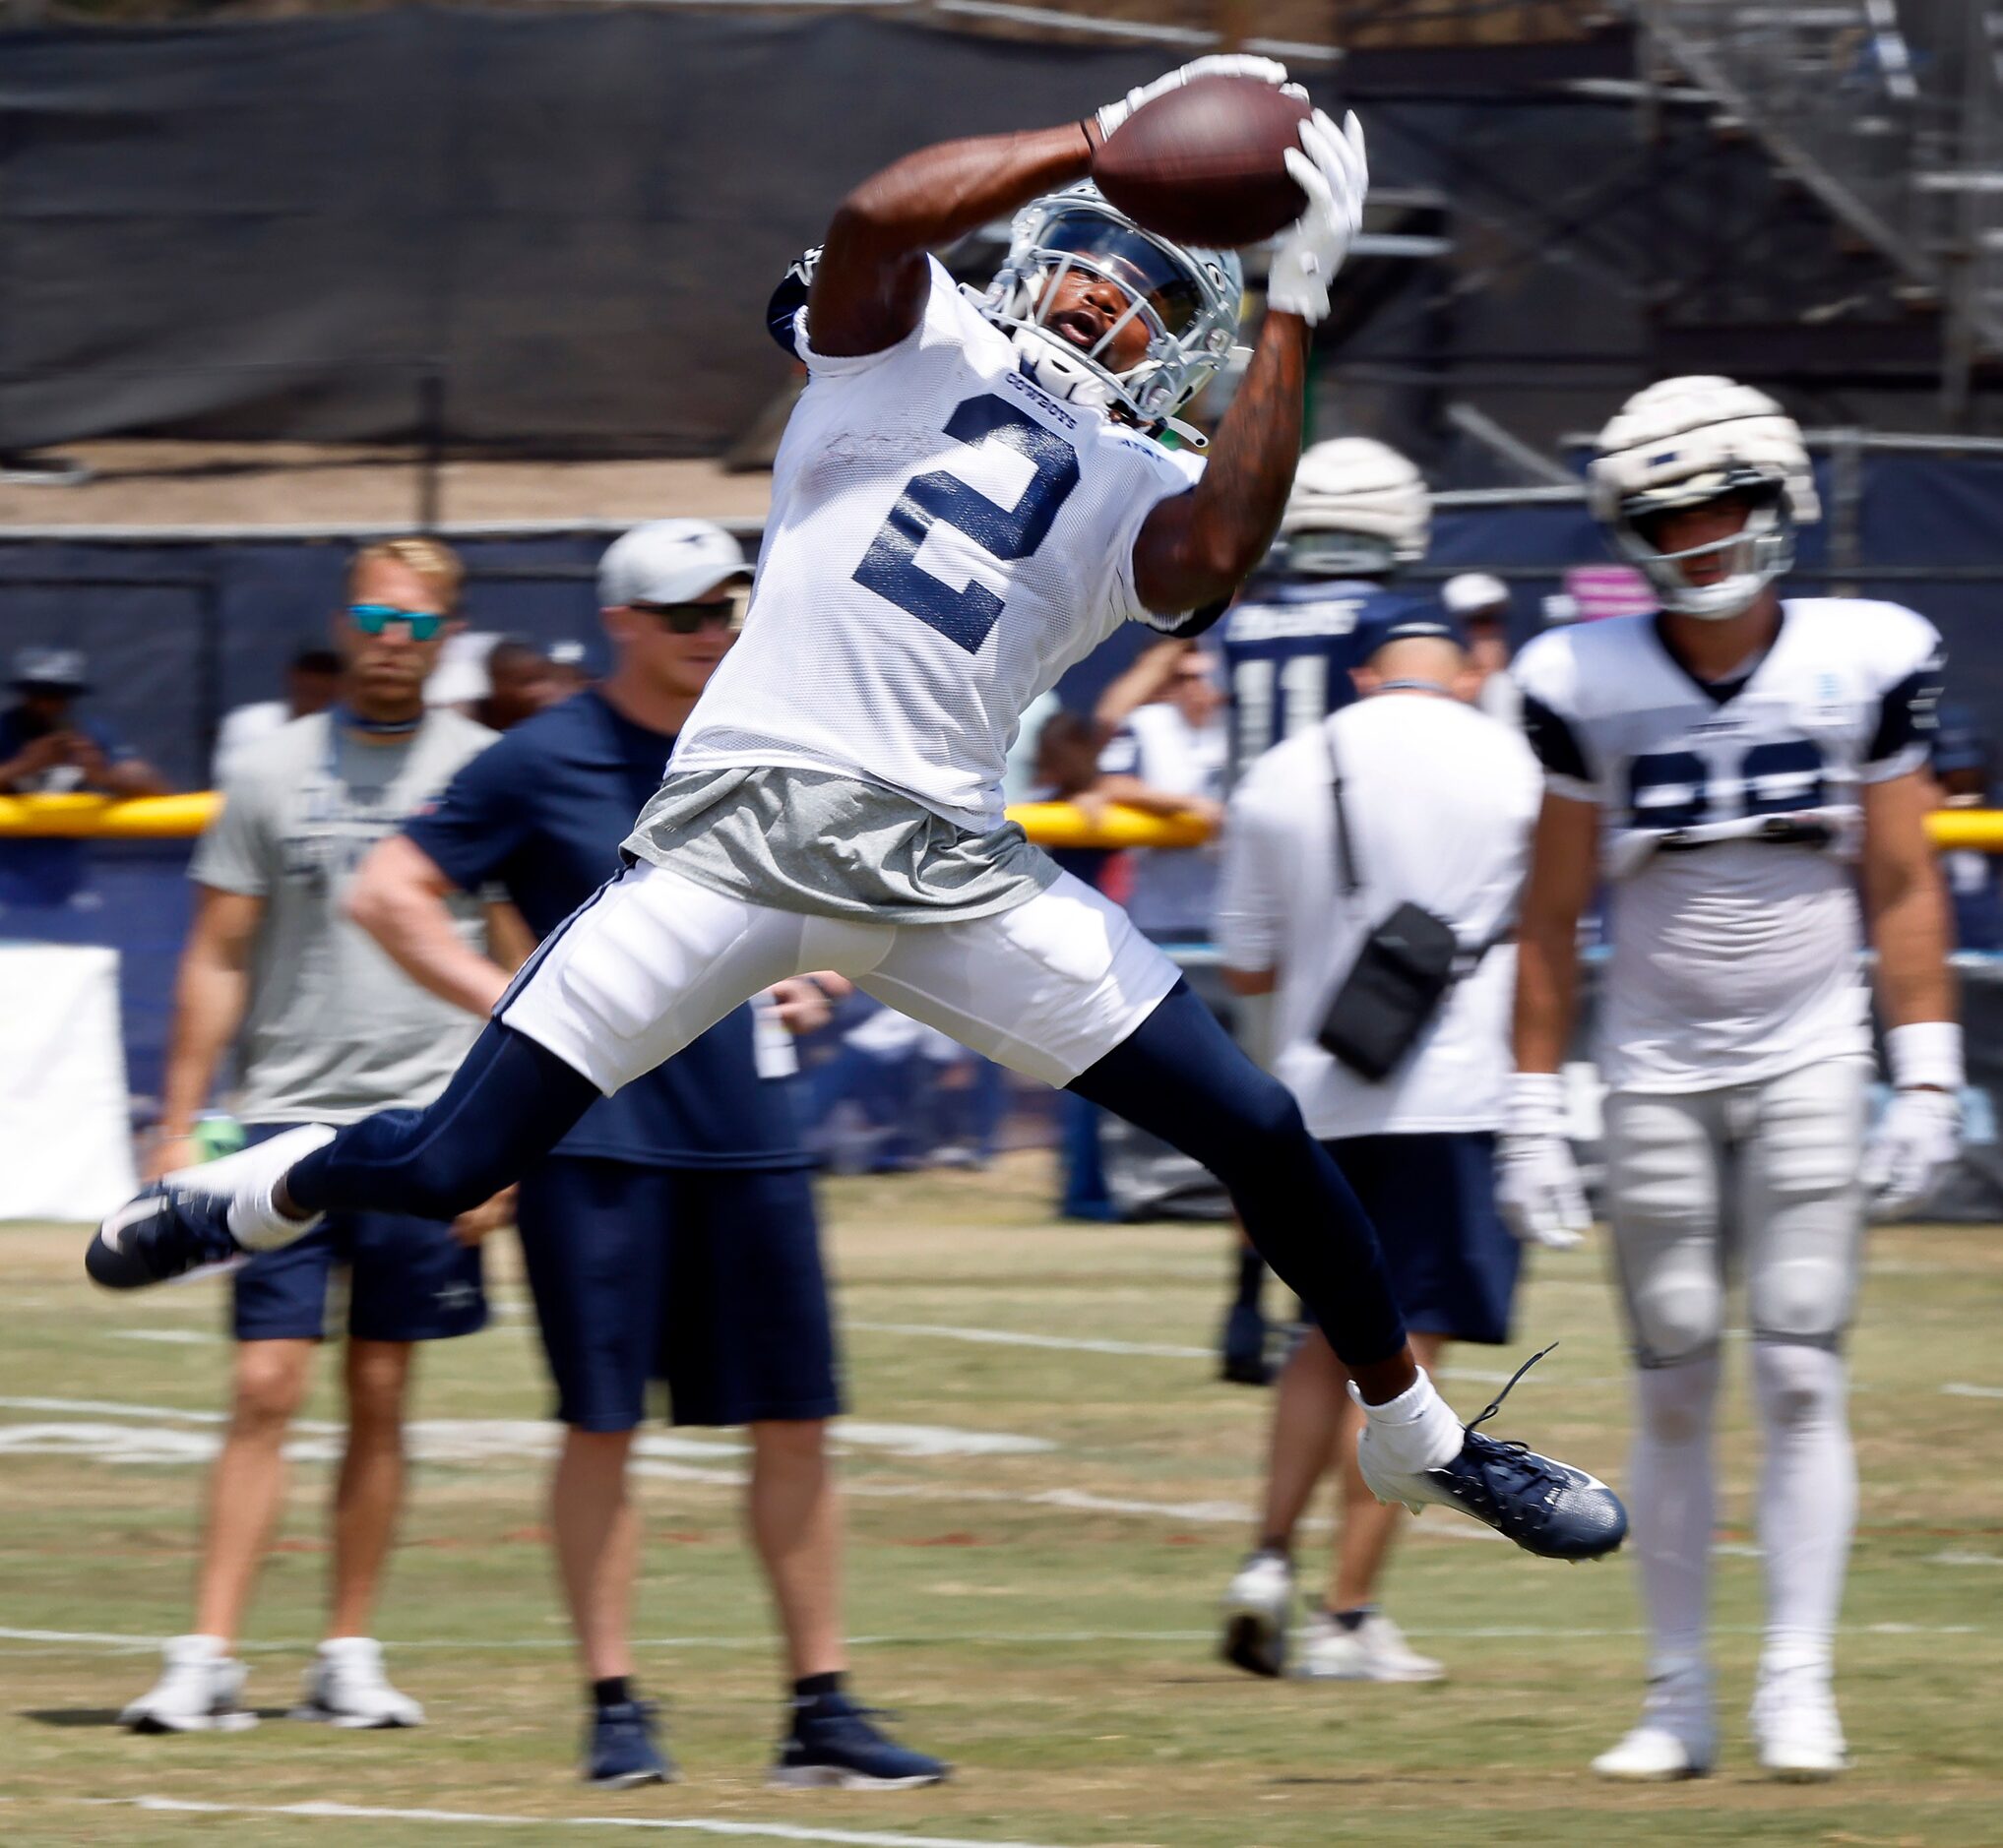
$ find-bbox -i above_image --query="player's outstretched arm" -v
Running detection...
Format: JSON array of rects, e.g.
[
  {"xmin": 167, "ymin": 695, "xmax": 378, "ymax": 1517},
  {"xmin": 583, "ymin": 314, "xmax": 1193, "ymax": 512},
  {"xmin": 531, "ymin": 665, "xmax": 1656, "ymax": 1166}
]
[
  {"xmin": 1130, "ymin": 109, "xmax": 1366, "ymax": 616},
  {"xmin": 809, "ymin": 55, "xmax": 1295, "ymax": 358}
]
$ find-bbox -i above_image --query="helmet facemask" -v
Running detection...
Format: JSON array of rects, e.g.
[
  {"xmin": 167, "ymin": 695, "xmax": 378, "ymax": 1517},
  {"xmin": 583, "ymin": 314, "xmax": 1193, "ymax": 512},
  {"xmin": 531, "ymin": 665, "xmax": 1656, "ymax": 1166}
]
[
  {"xmin": 1611, "ymin": 467, "xmax": 1794, "ymax": 621},
  {"xmin": 974, "ymin": 188, "xmax": 1242, "ymax": 442}
]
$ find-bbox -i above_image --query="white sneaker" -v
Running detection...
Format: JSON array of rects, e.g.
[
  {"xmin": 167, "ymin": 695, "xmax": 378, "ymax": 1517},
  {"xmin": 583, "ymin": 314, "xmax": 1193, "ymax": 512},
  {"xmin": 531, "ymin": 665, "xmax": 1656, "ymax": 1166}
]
[
  {"xmin": 1752, "ymin": 1668, "xmax": 1846, "ymax": 1781},
  {"xmin": 121, "ymin": 1634, "xmax": 256, "ymax": 1734},
  {"xmin": 292, "ymin": 1637, "xmax": 424, "ymax": 1728},
  {"xmin": 1296, "ymin": 1609, "xmax": 1445, "ymax": 1683},
  {"xmin": 1220, "ymin": 1549, "xmax": 1293, "ymax": 1678},
  {"xmin": 1592, "ymin": 1724, "xmax": 1714, "ymax": 1781}
]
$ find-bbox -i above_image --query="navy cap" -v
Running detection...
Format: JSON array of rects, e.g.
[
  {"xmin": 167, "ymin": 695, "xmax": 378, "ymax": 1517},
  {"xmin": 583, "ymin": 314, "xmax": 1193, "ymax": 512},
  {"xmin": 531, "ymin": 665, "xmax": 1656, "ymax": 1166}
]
[
  {"xmin": 1354, "ymin": 605, "xmax": 1466, "ymax": 662},
  {"xmin": 11, "ymin": 646, "xmax": 90, "ymax": 692}
]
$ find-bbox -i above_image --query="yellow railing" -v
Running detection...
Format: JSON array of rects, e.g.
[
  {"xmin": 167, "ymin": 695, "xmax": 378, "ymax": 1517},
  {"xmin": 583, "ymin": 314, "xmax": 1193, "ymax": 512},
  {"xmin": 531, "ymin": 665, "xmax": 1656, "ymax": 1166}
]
[{"xmin": 3, "ymin": 791, "xmax": 2003, "ymax": 852}]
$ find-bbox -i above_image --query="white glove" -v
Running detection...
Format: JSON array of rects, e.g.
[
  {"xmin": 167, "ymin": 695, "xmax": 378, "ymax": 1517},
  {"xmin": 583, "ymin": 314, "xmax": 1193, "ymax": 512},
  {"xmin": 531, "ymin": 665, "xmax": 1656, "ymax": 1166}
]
[
  {"xmin": 1496, "ymin": 1072, "xmax": 1589, "ymax": 1251},
  {"xmin": 1093, "ymin": 55, "xmax": 1294, "ymax": 145},
  {"xmin": 1862, "ymin": 1020, "xmax": 1964, "ymax": 1219},
  {"xmin": 1266, "ymin": 108, "xmax": 1368, "ymax": 325}
]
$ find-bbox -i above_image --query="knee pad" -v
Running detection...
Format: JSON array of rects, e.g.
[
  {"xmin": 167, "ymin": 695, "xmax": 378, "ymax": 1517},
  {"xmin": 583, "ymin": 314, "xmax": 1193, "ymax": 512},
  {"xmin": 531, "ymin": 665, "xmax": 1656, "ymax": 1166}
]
[{"xmin": 1626, "ymin": 1266, "xmax": 1724, "ymax": 1369}]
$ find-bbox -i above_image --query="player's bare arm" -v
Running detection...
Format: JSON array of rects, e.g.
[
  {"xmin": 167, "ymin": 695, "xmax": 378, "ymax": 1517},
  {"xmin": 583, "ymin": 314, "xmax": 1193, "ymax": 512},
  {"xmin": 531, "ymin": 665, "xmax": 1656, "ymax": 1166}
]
[
  {"xmin": 151, "ymin": 886, "xmax": 264, "ymax": 1180},
  {"xmin": 1860, "ymin": 769, "xmax": 1957, "ymax": 1032},
  {"xmin": 1512, "ymin": 791, "xmax": 1599, "ymax": 1077},
  {"xmin": 1133, "ymin": 107, "xmax": 1366, "ymax": 616},
  {"xmin": 810, "ymin": 125, "xmax": 1095, "ymax": 357}
]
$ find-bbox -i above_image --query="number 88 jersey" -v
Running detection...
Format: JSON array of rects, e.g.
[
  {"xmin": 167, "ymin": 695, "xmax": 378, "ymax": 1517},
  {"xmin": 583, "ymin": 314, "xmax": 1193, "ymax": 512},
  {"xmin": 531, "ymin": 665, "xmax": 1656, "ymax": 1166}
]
[
  {"xmin": 1511, "ymin": 598, "xmax": 1944, "ymax": 1091},
  {"xmin": 671, "ymin": 258, "xmax": 1205, "ymax": 830}
]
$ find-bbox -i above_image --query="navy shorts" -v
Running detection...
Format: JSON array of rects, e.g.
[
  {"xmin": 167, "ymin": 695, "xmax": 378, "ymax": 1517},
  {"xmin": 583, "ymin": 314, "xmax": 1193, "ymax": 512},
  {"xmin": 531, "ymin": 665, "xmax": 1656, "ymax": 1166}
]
[
  {"xmin": 1323, "ymin": 1132, "xmax": 1522, "ymax": 1346},
  {"xmin": 514, "ymin": 1158, "xmax": 842, "ymax": 1432},
  {"xmin": 232, "ymin": 1124, "xmax": 487, "ymax": 1345}
]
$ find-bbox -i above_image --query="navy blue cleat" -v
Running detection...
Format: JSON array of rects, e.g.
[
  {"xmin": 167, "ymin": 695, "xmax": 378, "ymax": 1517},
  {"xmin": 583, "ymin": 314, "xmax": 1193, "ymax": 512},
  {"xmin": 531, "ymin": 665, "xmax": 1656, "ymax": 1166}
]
[
  {"xmin": 86, "ymin": 1186, "xmax": 244, "ymax": 1291},
  {"xmin": 1358, "ymin": 1345, "xmax": 1628, "ymax": 1562},
  {"xmin": 585, "ymin": 1698, "xmax": 675, "ymax": 1787},
  {"xmin": 1219, "ymin": 1300, "xmax": 1274, "ymax": 1386},
  {"xmin": 769, "ymin": 1692, "xmax": 948, "ymax": 1790}
]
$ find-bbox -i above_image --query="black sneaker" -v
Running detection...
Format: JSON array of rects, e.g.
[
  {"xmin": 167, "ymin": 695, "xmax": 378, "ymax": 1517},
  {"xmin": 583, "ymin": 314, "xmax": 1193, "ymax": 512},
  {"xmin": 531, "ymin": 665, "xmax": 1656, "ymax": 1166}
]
[
  {"xmin": 585, "ymin": 1698, "xmax": 675, "ymax": 1787},
  {"xmin": 1219, "ymin": 1301, "xmax": 1273, "ymax": 1386},
  {"xmin": 86, "ymin": 1186, "xmax": 244, "ymax": 1291},
  {"xmin": 1357, "ymin": 1345, "xmax": 1629, "ymax": 1562},
  {"xmin": 769, "ymin": 1692, "xmax": 947, "ymax": 1791}
]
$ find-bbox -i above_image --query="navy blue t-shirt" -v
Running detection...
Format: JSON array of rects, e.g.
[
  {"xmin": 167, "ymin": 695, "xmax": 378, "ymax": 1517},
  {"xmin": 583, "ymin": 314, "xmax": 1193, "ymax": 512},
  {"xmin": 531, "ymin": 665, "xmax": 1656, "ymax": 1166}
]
[
  {"xmin": 0, "ymin": 708, "xmax": 133, "ymax": 907},
  {"xmin": 402, "ymin": 689, "xmax": 809, "ymax": 1171}
]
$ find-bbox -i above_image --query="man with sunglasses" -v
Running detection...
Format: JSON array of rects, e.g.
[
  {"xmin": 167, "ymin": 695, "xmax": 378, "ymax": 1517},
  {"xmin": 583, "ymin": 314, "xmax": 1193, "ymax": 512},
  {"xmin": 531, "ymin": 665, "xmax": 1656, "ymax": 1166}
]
[
  {"xmin": 97, "ymin": 61, "xmax": 1627, "ymax": 1622},
  {"xmin": 123, "ymin": 538, "xmax": 501, "ymax": 1735},
  {"xmin": 341, "ymin": 519, "xmax": 940, "ymax": 1789}
]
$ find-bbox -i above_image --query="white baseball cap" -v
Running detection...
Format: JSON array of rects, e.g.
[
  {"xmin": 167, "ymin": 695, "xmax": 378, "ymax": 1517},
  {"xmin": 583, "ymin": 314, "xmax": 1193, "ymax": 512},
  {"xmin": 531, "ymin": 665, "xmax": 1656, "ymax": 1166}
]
[
  {"xmin": 598, "ymin": 520, "xmax": 750, "ymax": 608},
  {"xmin": 1441, "ymin": 572, "xmax": 1510, "ymax": 618}
]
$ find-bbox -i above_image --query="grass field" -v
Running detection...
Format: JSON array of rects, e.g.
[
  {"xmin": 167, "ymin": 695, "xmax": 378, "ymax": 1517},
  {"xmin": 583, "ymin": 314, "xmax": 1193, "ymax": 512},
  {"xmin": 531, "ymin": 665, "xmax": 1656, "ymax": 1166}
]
[{"xmin": 4, "ymin": 1152, "xmax": 2002, "ymax": 1847}]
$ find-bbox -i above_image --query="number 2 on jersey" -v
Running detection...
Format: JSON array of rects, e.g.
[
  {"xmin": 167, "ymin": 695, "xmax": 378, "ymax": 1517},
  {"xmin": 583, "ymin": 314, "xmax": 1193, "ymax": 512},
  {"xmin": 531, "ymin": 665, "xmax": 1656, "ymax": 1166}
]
[{"xmin": 853, "ymin": 394, "xmax": 1081, "ymax": 653}]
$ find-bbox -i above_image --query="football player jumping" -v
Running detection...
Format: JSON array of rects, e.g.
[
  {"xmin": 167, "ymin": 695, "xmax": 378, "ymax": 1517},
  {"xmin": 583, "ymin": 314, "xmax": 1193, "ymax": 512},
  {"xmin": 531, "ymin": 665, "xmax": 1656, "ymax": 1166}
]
[
  {"xmin": 1506, "ymin": 378, "xmax": 1960, "ymax": 1781},
  {"xmin": 92, "ymin": 59, "xmax": 1624, "ymax": 1570}
]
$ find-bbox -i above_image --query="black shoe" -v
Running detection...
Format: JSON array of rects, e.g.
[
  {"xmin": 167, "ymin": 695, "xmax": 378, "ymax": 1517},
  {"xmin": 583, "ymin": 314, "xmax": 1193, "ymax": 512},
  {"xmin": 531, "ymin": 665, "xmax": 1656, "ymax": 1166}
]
[
  {"xmin": 1220, "ymin": 1301, "xmax": 1273, "ymax": 1386},
  {"xmin": 585, "ymin": 1699, "xmax": 675, "ymax": 1787},
  {"xmin": 86, "ymin": 1186, "xmax": 243, "ymax": 1291},
  {"xmin": 1357, "ymin": 1345, "xmax": 1629, "ymax": 1562},
  {"xmin": 769, "ymin": 1692, "xmax": 947, "ymax": 1790}
]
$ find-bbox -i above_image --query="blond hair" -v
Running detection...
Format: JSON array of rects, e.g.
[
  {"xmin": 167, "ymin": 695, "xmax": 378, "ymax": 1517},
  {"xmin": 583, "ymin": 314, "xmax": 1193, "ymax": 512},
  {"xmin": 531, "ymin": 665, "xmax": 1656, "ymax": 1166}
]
[{"xmin": 346, "ymin": 536, "xmax": 465, "ymax": 612}]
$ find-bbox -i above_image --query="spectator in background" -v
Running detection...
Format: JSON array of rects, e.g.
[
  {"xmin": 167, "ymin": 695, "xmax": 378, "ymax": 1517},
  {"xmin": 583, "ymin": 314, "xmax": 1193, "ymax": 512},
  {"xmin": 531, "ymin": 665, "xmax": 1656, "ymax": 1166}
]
[
  {"xmin": 1930, "ymin": 705, "xmax": 2002, "ymax": 952},
  {"xmin": 212, "ymin": 645, "xmax": 343, "ymax": 787},
  {"xmin": 121, "ymin": 536, "xmax": 500, "ymax": 1735},
  {"xmin": 1094, "ymin": 639, "xmax": 1228, "ymax": 940},
  {"xmin": 546, "ymin": 640, "xmax": 593, "ymax": 697},
  {"xmin": 1214, "ymin": 606, "xmax": 1540, "ymax": 1684},
  {"xmin": 0, "ymin": 647, "xmax": 168, "ymax": 913},
  {"xmin": 471, "ymin": 638, "xmax": 567, "ymax": 733},
  {"xmin": 1441, "ymin": 573, "xmax": 1519, "ymax": 725}
]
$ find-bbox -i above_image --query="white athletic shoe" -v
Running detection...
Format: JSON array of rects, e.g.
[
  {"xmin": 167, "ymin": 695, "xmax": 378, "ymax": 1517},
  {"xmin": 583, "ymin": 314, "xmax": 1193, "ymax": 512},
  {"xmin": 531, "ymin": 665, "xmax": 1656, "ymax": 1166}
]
[
  {"xmin": 1220, "ymin": 1549, "xmax": 1294, "ymax": 1678},
  {"xmin": 292, "ymin": 1637, "xmax": 424, "ymax": 1729},
  {"xmin": 121, "ymin": 1634, "xmax": 256, "ymax": 1734},
  {"xmin": 1592, "ymin": 1723, "xmax": 1715, "ymax": 1781},
  {"xmin": 1295, "ymin": 1609, "xmax": 1445, "ymax": 1683},
  {"xmin": 1752, "ymin": 1669, "xmax": 1847, "ymax": 1781}
]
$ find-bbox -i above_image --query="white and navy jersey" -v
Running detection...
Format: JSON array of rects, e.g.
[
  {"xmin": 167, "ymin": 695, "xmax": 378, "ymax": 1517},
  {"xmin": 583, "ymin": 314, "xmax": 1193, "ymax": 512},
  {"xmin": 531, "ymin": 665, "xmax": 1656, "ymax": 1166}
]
[
  {"xmin": 1512, "ymin": 597, "xmax": 1944, "ymax": 1092},
  {"xmin": 1219, "ymin": 578, "xmax": 1417, "ymax": 782},
  {"xmin": 673, "ymin": 257, "xmax": 1204, "ymax": 829}
]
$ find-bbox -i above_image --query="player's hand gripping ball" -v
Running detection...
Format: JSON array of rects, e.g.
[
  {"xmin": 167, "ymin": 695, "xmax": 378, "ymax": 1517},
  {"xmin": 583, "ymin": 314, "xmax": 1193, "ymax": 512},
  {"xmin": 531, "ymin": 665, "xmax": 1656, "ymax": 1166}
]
[{"xmin": 1092, "ymin": 66, "xmax": 1314, "ymax": 248}]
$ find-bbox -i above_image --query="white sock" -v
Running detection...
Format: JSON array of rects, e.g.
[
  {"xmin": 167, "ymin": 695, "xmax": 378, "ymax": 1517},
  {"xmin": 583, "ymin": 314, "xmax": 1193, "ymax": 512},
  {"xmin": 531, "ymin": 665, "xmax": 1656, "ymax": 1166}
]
[
  {"xmin": 1354, "ymin": 1369, "xmax": 1464, "ymax": 1474},
  {"xmin": 226, "ymin": 1182, "xmax": 313, "ymax": 1252},
  {"xmin": 1751, "ymin": 1341, "xmax": 1853, "ymax": 1684},
  {"xmin": 1632, "ymin": 1356, "xmax": 1721, "ymax": 1689}
]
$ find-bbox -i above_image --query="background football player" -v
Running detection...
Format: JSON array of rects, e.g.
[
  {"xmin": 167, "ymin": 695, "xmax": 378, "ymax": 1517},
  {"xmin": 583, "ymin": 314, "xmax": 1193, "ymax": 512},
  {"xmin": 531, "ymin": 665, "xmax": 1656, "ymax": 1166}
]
[
  {"xmin": 1505, "ymin": 377, "xmax": 1960, "ymax": 1781},
  {"xmin": 94, "ymin": 58, "xmax": 1626, "ymax": 1581}
]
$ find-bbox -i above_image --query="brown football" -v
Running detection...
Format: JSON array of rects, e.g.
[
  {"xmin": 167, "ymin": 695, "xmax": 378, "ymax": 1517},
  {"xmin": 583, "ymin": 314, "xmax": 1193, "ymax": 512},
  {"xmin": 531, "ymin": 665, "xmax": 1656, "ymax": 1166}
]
[{"xmin": 1093, "ymin": 75, "xmax": 1311, "ymax": 249}]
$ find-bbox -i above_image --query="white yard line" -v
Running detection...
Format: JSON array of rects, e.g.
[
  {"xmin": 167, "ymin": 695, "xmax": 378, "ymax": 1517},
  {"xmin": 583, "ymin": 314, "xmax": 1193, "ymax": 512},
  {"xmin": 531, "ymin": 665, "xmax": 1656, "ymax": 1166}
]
[
  {"xmin": 1942, "ymin": 1382, "xmax": 2003, "ymax": 1400},
  {"xmin": 79, "ymin": 1796, "xmax": 1068, "ymax": 1848},
  {"xmin": 845, "ymin": 1322, "xmax": 1210, "ymax": 1360}
]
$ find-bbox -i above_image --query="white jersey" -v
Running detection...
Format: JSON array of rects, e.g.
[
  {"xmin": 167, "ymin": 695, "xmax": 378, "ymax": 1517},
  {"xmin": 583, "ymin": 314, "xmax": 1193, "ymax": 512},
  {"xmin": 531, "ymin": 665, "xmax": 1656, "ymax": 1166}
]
[
  {"xmin": 1215, "ymin": 693, "xmax": 1540, "ymax": 1139},
  {"xmin": 671, "ymin": 258, "xmax": 1203, "ymax": 828},
  {"xmin": 1511, "ymin": 597, "xmax": 1944, "ymax": 1092}
]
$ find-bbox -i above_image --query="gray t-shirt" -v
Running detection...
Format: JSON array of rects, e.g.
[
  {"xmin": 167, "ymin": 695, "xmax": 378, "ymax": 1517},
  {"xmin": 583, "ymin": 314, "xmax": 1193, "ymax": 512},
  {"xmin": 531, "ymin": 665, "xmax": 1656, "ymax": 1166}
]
[{"xmin": 192, "ymin": 709, "xmax": 496, "ymax": 1124}]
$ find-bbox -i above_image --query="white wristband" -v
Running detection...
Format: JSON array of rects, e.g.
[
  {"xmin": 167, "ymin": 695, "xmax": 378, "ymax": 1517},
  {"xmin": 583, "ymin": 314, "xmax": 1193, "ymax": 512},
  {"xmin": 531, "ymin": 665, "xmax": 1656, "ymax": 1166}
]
[
  {"xmin": 1886, "ymin": 1020, "xmax": 1963, "ymax": 1092},
  {"xmin": 1505, "ymin": 1070, "xmax": 1569, "ymax": 1139}
]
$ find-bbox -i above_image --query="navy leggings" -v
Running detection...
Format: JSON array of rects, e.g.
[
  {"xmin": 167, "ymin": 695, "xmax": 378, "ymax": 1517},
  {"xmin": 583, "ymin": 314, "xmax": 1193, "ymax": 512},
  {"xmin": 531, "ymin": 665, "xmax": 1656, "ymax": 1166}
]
[{"xmin": 289, "ymin": 980, "xmax": 1408, "ymax": 1367}]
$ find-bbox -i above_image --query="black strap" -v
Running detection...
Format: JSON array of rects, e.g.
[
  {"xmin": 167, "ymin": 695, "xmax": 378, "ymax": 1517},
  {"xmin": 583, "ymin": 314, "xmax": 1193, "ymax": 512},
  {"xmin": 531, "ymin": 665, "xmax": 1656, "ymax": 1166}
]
[{"xmin": 1324, "ymin": 718, "xmax": 1513, "ymax": 976}]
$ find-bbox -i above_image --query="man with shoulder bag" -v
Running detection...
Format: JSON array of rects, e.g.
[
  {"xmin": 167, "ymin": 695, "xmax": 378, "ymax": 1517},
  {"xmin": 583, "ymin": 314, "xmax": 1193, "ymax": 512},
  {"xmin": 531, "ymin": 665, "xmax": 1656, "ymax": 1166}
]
[{"xmin": 1213, "ymin": 605, "xmax": 1549, "ymax": 1682}]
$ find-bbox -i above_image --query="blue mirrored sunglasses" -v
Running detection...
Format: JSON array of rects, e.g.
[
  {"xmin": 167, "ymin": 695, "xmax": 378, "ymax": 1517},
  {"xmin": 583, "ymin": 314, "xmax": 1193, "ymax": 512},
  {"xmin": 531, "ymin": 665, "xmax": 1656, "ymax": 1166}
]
[{"xmin": 348, "ymin": 603, "xmax": 447, "ymax": 641}]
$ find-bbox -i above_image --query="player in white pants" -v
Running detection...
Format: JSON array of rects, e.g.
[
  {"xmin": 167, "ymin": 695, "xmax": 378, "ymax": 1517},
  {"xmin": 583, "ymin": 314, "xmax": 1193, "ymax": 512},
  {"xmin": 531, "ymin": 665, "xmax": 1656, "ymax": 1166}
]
[{"xmin": 1505, "ymin": 377, "xmax": 1962, "ymax": 1781}]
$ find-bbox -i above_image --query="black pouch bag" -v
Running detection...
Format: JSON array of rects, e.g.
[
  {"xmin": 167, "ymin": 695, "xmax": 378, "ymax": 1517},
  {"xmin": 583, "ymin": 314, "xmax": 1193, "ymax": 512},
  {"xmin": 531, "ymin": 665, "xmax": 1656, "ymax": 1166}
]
[{"xmin": 1313, "ymin": 727, "xmax": 1479, "ymax": 1081}]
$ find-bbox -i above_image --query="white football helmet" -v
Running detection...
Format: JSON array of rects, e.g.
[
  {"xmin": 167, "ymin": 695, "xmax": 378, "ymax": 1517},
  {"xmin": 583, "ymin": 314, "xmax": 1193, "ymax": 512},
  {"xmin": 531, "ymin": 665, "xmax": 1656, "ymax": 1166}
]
[
  {"xmin": 1589, "ymin": 376, "xmax": 1819, "ymax": 620},
  {"xmin": 973, "ymin": 184, "xmax": 1242, "ymax": 442},
  {"xmin": 1279, "ymin": 438, "xmax": 1430, "ymax": 577}
]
